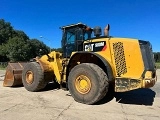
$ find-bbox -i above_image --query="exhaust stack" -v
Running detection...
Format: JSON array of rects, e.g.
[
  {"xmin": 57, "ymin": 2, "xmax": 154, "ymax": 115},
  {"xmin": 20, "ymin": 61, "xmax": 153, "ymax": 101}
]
[{"xmin": 104, "ymin": 24, "xmax": 110, "ymax": 37}]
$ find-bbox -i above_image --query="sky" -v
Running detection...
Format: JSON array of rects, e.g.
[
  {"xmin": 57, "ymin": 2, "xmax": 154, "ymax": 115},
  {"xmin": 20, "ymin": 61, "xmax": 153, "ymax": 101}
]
[{"xmin": 0, "ymin": 0, "xmax": 160, "ymax": 52}]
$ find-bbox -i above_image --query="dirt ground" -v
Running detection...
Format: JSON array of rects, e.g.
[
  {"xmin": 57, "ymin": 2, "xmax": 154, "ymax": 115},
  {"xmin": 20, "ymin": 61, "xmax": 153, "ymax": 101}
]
[{"xmin": 0, "ymin": 69, "xmax": 160, "ymax": 120}]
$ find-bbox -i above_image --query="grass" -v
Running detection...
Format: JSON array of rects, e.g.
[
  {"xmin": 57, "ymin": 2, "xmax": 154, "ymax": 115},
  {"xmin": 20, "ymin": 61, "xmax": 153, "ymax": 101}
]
[
  {"xmin": 155, "ymin": 62, "xmax": 160, "ymax": 69},
  {"xmin": 0, "ymin": 65, "xmax": 7, "ymax": 70}
]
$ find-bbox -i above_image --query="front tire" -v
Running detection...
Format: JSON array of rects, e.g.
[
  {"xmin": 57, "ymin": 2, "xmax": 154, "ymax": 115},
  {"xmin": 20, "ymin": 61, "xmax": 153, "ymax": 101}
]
[
  {"xmin": 22, "ymin": 62, "xmax": 47, "ymax": 92},
  {"xmin": 68, "ymin": 63, "xmax": 109, "ymax": 104}
]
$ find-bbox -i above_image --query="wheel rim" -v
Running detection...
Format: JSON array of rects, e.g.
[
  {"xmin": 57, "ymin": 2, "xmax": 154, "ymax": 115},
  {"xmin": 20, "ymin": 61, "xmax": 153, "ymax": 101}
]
[
  {"xmin": 75, "ymin": 75, "xmax": 91, "ymax": 94},
  {"xmin": 26, "ymin": 71, "xmax": 34, "ymax": 84}
]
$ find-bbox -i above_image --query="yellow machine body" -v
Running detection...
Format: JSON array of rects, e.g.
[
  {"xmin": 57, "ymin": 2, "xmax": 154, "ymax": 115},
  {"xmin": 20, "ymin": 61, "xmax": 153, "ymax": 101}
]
[
  {"xmin": 3, "ymin": 37, "xmax": 156, "ymax": 92},
  {"xmin": 3, "ymin": 23, "xmax": 156, "ymax": 104},
  {"xmin": 67, "ymin": 37, "xmax": 156, "ymax": 92}
]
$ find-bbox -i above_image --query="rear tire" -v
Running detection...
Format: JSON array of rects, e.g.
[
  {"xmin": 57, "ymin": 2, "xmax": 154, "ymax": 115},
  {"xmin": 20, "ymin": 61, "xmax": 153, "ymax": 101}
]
[
  {"xmin": 68, "ymin": 63, "xmax": 109, "ymax": 104},
  {"xmin": 22, "ymin": 62, "xmax": 47, "ymax": 92}
]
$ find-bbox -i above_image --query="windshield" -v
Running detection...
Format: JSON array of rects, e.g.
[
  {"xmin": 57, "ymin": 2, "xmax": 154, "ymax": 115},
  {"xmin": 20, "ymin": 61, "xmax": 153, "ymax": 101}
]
[
  {"xmin": 84, "ymin": 31, "xmax": 92, "ymax": 40},
  {"xmin": 67, "ymin": 31, "xmax": 75, "ymax": 44},
  {"xmin": 62, "ymin": 27, "xmax": 92, "ymax": 58}
]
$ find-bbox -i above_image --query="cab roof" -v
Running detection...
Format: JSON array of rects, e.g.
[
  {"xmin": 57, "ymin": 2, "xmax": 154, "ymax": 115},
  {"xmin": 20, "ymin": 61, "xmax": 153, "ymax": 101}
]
[{"xmin": 60, "ymin": 22, "xmax": 87, "ymax": 30}]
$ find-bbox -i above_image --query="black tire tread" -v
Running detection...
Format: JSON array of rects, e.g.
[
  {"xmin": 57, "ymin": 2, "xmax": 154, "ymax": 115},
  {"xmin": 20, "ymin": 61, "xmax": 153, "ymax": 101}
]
[
  {"xmin": 32, "ymin": 62, "xmax": 46, "ymax": 91},
  {"xmin": 22, "ymin": 62, "xmax": 47, "ymax": 92},
  {"xmin": 68, "ymin": 63, "xmax": 109, "ymax": 104},
  {"xmin": 84, "ymin": 63, "xmax": 109, "ymax": 104}
]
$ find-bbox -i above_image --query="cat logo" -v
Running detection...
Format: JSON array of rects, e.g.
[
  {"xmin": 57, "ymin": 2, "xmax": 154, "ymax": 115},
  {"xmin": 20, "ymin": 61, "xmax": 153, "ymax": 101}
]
[
  {"xmin": 84, "ymin": 41, "xmax": 106, "ymax": 52},
  {"xmin": 84, "ymin": 44, "xmax": 94, "ymax": 51}
]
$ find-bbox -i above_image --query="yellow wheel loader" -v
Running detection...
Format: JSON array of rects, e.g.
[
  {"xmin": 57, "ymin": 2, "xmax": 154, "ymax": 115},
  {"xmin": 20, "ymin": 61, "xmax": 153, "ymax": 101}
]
[{"xmin": 3, "ymin": 23, "xmax": 157, "ymax": 104}]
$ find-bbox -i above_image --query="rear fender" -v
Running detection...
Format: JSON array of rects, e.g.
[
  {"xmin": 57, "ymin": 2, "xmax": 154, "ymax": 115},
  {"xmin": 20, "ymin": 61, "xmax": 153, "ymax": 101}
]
[{"xmin": 66, "ymin": 52, "xmax": 114, "ymax": 82}]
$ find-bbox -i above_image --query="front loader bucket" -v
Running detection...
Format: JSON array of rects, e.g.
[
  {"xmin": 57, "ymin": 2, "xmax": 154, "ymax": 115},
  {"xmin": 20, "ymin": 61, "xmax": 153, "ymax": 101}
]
[{"xmin": 3, "ymin": 62, "xmax": 27, "ymax": 87}]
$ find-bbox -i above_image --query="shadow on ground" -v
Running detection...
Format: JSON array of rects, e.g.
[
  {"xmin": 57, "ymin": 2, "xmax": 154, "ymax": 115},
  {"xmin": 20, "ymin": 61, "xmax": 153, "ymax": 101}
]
[
  {"xmin": 43, "ymin": 83, "xmax": 156, "ymax": 106},
  {"xmin": 95, "ymin": 88, "xmax": 156, "ymax": 106},
  {"xmin": 115, "ymin": 88, "xmax": 156, "ymax": 106},
  {"xmin": 41, "ymin": 82, "xmax": 61, "ymax": 91}
]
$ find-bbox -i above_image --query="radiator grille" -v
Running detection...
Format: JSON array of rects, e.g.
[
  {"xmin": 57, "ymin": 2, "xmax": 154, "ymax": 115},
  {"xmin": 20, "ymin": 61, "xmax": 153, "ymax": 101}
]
[
  {"xmin": 113, "ymin": 42, "xmax": 127, "ymax": 76},
  {"xmin": 139, "ymin": 40, "xmax": 155, "ymax": 71}
]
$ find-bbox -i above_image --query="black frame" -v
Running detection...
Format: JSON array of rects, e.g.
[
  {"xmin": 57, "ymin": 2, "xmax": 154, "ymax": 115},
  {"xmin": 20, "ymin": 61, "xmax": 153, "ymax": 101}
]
[{"xmin": 60, "ymin": 23, "xmax": 92, "ymax": 58}]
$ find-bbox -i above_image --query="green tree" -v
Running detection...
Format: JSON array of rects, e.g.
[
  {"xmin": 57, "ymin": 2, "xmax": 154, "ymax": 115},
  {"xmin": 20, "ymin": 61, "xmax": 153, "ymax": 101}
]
[
  {"xmin": 3, "ymin": 37, "xmax": 31, "ymax": 62},
  {"xmin": 158, "ymin": 52, "xmax": 160, "ymax": 62},
  {"xmin": 0, "ymin": 19, "xmax": 51, "ymax": 62},
  {"xmin": 29, "ymin": 39, "xmax": 49, "ymax": 58},
  {"xmin": 12, "ymin": 30, "xmax": 29, "ymax": 41},
  {"xmin": 51, "ymin": 48, "xmax": 63, "ymax": 53},
  {"xmin": 0, "ymin": 45, "xmax": 9, "ymax": 61},
  {"xmin": 0, "ymin": 28, "xmax": 31, "ymax": 61},
  {"xmin": 0, "ymin": 19, "xmax": 13, "ymax": 44},
  {"xmin": 154, "ymin": 52, "xmax": 160, "ymax": 62}
]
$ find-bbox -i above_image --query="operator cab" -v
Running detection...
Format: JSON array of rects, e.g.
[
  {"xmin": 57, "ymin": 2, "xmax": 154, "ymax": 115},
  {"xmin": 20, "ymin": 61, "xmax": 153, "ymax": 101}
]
[{"xmin": 60, "ymin": 23, "xmax": 92, "ymax": 58}]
